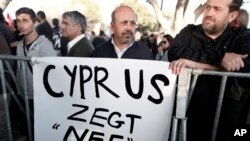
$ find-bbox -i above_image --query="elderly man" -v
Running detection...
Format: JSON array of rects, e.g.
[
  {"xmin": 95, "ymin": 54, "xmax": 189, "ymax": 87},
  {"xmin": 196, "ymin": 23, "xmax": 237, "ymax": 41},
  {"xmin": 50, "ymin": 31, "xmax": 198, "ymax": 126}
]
[
  {"xmin": 91, "ymin": 6, "xmax": 154, "ymax": 60},
  {"xmin": 61, "ymin": 11, "xmax": 93, "ymax": 57},
  {"xmin": 168, "ymin": 0, "xmax": 250, "ymax": 140}
]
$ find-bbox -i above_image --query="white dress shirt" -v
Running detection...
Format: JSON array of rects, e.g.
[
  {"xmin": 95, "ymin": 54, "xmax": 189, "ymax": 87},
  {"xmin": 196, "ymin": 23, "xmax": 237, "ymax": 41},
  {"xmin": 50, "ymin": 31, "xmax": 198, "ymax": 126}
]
[
  {"xmin": 111, "ymin": 37, "xmax": 133, "ymax": 59},
  {"xmin": 67, "ymin": 34, "xmax": 85, "ymax": 51}
]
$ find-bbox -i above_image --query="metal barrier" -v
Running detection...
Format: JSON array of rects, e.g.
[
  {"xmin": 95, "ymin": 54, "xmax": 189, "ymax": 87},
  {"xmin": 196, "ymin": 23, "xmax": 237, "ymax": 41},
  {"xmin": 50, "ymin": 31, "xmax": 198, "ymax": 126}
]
[
  {"xmin": 171, "ymin": 68, "xmax": 250, "ymax": 141},
  {"xmin": 0, "ymin": 54, "xmax": 32, "ymax": 141},
  {"xmin": 1, "ymin": 54, "xmax": 250, "ymax": 141}
]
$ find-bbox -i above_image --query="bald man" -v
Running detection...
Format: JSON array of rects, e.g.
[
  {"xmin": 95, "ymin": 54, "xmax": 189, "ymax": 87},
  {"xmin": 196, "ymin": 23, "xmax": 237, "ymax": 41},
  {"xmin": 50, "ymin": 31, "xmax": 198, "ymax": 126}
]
[{"xmin": 92, "ymin": 6, "xmax": 154, "ymax": 60}]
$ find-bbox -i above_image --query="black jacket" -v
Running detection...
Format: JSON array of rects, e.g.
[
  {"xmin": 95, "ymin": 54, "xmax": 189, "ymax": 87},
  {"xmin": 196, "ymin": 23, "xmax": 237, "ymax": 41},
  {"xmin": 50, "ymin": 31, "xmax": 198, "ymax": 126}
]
[
  {"xmin": 91, "ymin": 40, "xmax": 154, "ymax": 60},
  {"xmin": 168, "ymin": 24, "xmax": 250, "ymax": 141},
  {"xmin": 168, "ymin": 24, "xmax": 250, "ymax": 69},
  {"xmin": 37, "ymin": 21, "xmax": 53, "ymax": 42},
  {"xmin": 0, "ymin": 23, "xmax": 14, "ymax": 46}
]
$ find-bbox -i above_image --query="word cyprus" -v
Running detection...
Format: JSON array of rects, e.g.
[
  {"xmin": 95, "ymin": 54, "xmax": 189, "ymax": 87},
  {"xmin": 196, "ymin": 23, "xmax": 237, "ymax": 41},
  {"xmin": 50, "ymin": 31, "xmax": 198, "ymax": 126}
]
[{"xmin": 43, "ymin": 64, "xmax": 170, "ymax": 105}]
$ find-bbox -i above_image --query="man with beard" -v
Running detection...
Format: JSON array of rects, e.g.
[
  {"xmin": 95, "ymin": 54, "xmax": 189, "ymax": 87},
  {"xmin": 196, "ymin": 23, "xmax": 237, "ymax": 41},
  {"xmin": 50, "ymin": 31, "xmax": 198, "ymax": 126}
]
[
  {"xmin": 168, "ymin": 0, "xmax": 250, "ymax": 140},
  {"xmin": 91, "ymin": 6, "xmax": 154, "ymax": 60}
]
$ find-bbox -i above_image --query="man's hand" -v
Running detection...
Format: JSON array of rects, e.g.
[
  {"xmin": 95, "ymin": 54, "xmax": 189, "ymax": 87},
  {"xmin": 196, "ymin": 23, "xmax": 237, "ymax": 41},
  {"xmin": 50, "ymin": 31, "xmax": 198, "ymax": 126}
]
[
  {"xmin": 221, "ymin": 53, "xmax": 248, "ymax": 71},
  {"xmin": 169, "ymin": 58, "xmax": 220, "ymax": 75},
  {"xmin": 169, "ymin": 59, "xmax": 191, "ymax": 75}
]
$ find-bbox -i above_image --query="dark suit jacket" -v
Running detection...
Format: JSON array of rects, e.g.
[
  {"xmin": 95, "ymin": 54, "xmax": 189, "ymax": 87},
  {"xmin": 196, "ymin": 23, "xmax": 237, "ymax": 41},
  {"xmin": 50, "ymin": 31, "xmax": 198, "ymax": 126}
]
[{"xmin": 66, "ymin": 37, "xmax": 94, "ymax": 57}]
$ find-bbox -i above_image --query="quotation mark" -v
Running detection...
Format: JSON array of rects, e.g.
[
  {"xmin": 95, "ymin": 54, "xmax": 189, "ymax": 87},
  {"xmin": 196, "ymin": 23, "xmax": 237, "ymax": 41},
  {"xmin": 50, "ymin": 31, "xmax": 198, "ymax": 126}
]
[
  {"xmin": 127, "ymin": 138, "xmax": 133, "ymax": 141},
  {"xmin": 52, "ymin": 123, "xmax": 60, "ymax": 130}
]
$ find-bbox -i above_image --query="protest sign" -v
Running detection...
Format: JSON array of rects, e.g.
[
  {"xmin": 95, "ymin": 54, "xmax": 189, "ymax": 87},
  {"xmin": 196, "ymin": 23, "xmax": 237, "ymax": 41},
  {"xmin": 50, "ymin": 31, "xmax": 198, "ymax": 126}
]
[{"xmin": 33, "ymin": 57, "xmax": 177, "ymax": 141}]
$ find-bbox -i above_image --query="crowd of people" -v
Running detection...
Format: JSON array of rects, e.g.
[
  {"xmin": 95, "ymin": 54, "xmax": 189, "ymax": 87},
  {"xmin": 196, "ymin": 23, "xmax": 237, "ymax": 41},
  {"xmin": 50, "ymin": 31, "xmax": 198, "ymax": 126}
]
[{"xmin": 0, "ymin": 0, "xmax": 250, "ymax": 140}]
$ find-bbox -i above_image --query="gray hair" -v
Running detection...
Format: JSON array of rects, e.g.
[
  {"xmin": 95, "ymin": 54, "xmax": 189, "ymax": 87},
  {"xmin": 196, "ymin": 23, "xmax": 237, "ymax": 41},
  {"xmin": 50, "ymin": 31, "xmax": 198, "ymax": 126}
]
[{"xmin": 62, "ymin": 11, "xmax": 87, "ymax": 33}]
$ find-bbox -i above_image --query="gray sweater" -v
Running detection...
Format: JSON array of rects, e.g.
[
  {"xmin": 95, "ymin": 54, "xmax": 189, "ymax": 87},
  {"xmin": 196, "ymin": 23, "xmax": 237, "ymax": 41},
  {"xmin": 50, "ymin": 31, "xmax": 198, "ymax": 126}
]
[{"xmin": 16, "ymin": 35, "xmax": 57, "ymax": 99}]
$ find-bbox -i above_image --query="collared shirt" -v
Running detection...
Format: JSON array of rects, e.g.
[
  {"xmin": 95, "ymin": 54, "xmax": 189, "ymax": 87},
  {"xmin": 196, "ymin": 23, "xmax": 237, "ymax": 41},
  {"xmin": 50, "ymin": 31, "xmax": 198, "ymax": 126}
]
[
  {"xmin": 111, "ymin": 37, "xmax": 134, "ymax": 59},
  {"xmin": 67, "ymin": 34, "xmax": 85, "ymax": 51}
]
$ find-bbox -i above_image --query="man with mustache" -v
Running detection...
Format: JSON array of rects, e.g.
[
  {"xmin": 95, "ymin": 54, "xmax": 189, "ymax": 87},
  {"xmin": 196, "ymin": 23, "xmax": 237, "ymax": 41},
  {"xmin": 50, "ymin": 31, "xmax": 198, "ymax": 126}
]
[
  {"xmin": 168, "ymin": 0, "xmax": 250, "ymax": 140},
  {"xmin": 91, "ymin": 6, "xmax": 154, "ymax": 60}
]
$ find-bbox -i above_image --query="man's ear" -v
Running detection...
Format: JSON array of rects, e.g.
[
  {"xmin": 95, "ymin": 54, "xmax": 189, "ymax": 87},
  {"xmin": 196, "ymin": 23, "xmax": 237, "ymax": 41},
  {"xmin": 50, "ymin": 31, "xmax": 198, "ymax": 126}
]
[
  {"xmin": 229, "ymin": 11, "xmax": 239, "ymax": 23},
  {"xmin": 110, "ymin": 22, "xmax": 115, "ymax": 32},
  {"xmin": 76, "ymin": 23, "xmax": 82, "ymax": 32}
]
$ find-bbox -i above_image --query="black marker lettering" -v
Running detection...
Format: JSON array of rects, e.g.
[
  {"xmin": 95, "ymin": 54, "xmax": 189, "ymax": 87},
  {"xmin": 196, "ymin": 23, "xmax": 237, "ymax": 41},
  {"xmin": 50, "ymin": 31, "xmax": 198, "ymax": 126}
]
[
  {"xmin": 80, "ymin": 65, "xmax": 92, "ymax": 99},
  {"xmin": 89, "ymin": 131, "xmax": 104, "ymax": 141},
  {"xmin": 90, "ymin": 108, "xmax": 109, "ymax": 127},
  {"xmin": 125, "ymin": 69, "xmax": 144, "ymax": 99},
  {"xmin": 67, "ymin": 104, "xmax": 88, "ymax": 122},
  {"xmin": 149, "ymin": 74, "xmax": 169, "ymax": 104},
  {"xmin": 94, "ymin": 67, "xmax": 119, "ymax": 98},
  {"xmin": 43, "ymin": 65, "xmax": 64, "ymax": 97},
  {"xmin": 108, "ymin": 112, "xmax": 125, "ymax": 128},
  {"xmin": 64, "ymin": 65, "xmax": 77, "ymax": 97},
  {"xmin": 63, "ymin": 126, "xmax": 89, "ymax": 141},
  {"xmin": 126, "ymin": 114, "xmax": 141, "ymax": 134}
]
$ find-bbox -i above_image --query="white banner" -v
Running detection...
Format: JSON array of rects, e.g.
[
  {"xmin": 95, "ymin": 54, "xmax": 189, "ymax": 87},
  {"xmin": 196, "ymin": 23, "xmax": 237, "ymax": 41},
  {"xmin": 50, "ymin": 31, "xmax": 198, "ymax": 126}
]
[{"xmin": 33, "ymin": 57, "xmax": 177, "ymax": 141}]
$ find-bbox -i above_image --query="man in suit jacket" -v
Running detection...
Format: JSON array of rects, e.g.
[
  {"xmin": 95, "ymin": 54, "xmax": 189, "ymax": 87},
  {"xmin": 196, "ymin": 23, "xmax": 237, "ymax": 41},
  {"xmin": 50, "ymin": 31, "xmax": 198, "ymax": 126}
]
[{"xmin": 61, "ymin": 11, "xmax": 93, "ymax": 57}]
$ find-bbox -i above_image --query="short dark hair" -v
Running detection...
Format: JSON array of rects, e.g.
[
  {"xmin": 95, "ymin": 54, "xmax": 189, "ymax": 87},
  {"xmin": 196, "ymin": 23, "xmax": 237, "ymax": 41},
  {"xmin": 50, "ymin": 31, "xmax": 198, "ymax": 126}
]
[
  {"xmin": 163, "ymin": 34, "xmax": 174, "ymax": 47},
  {"xmin": 229, "ymin": 0, "xmax": 243, "ymax": 12},
  {"xmin": 16, "ymin": 7, "xmax": 36, "ymax": 23},
  {"xmin": 238, "ymin": 9, "xmax": 249, "ymax": 27},
  {"xmin": 0, "ymin": 8, "xmax": 5, "ymax": 23},
  {"xmin": 52, "ymin": 18, "xmax": 59, "ymax": 27},
  {"xmin": 37, "ymin": 11, "xmax": 46, "ymax": 19}
]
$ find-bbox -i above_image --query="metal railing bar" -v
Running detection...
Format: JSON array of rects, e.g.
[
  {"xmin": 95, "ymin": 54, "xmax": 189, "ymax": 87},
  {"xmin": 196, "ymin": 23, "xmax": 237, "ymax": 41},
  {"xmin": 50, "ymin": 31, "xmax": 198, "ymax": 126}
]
[
  {"xmin": 20, "ymin": 61, "xmax": 33, "ymax": 141},
  {"xmin": 187, "ymin": 74, "xmax": 199, "ymax": 109},
  {"xmin": 0, "ymin": 60, "xmax": 13, "ymax": 141},
  {"xmin": 170, "ymin": 117, "xmax": 178, "ymax": 141},
  {"xmin": 0, "ymin": 54, "xmax": 31, "ymax": 61},
  {"xmin": 4, "ymin": 60, "xmax": 23, "ymax": 94},
  {"xmin": 192, "ymin": 69, "xmax": 250, "ymax": 78},
  {"xmin": 5, "ymin": 81, "xmax": 26, "ymax": 115},
  {"xmin": 211, "ymin": 76, "xmax": 228, "ymax": 141}
]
